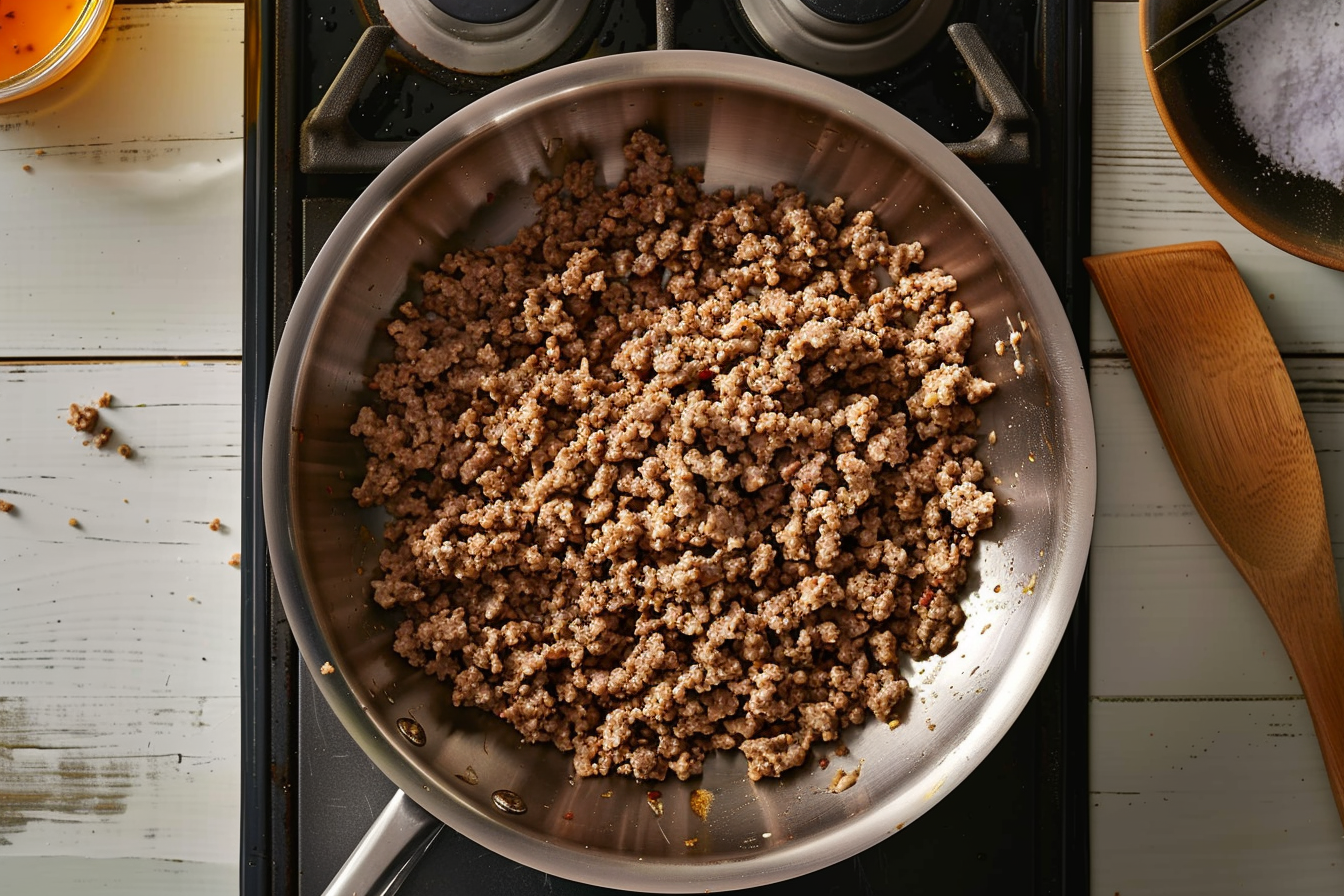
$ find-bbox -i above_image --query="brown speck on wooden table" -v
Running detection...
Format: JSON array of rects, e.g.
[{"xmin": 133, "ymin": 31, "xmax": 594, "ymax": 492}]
[
  {"xmin": 208, "ymin": 518, "xmax": 221, "ymax": 531},
  {"xmin": 0, "ymin": 500, "xmax": 12, "ymax": 513},
  {"xmin": 67, "ymin": 518, "xmax": 79, "ymax": 528},
  {"xmin": 118, "ymin": 444, "xmax": 133, "ymax": 458},
  {"xmin": 228, "ymin": 553, "xmax": 241, "ymax": 568}
]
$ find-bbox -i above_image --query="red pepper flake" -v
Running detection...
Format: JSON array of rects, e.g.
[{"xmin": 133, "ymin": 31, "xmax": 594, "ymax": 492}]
[
  {"xmin": 697, "ymin": 369, "xmax": 714, "ymax": 381},
  {"xmin": 325, "ymin": 485, "xmax": 333, "ymax": 495},
  {"xmin": 646, "ymin": 790, "xmax": 662, "ymax": 800},
  {"xmin": 562, "ymin": 811, "xmax": 574, "ymax": 821},
  {"xmin": 919, "ymin": 587, "xmax": 934, "ymax": 608},
  {"xmin": 818, "ymin": 757, "xmax": 829, "ymax": 770},
  {"xmin": 485, "ymin": 191, "xmax": 495, "ymax": 203}
]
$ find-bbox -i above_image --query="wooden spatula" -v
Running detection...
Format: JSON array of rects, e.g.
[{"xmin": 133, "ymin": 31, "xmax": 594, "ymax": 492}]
[{"xmin": 1085, "ymin": 240, "xmax": 1344, "ymax": 828}]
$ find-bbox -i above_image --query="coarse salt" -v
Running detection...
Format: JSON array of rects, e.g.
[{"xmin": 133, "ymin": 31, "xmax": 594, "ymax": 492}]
[{"xmin": 1220, "ymin": 1, "xmax": 1344, "ymax": 187}]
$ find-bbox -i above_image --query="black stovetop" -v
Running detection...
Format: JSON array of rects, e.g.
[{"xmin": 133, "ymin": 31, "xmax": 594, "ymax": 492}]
[{"xmin": 241, "ymin": 2, "xmax": 1092, "ymax": 893}]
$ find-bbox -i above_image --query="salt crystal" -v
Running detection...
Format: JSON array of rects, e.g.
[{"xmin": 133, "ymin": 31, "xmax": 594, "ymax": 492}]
[{"xmin": 1220, "ymin": 1, "xmax": 1344, "ymax": 187}]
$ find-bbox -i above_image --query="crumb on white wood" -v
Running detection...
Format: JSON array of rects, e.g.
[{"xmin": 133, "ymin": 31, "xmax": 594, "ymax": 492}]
[
  {"xmin": 320, "ymin": 662, "xmax": 335, "ymax": 675},
  {"xmin": 67, "ymin": 403, "xmax": 99, "ymax": 433}
]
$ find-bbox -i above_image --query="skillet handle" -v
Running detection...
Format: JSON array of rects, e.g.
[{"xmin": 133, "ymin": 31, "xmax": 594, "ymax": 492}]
[{"xmin": 322, "ymin": 789, "xmax": 444, "ymax": 896}]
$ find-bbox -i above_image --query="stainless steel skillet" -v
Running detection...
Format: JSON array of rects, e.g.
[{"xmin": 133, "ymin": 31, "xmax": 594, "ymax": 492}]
[{"xmin": 263, "ymin": 44, "xmax": 1095, "ymax": 894}]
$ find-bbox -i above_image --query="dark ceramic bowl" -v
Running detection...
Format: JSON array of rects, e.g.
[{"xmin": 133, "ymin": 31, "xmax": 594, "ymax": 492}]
[{"xmin": 1139, "ymin": 0, "xmax": 1344, "ymax": 271}]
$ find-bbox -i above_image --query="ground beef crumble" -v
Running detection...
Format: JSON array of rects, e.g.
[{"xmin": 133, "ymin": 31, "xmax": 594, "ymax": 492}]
[
  {"xmin": 351, "ymin": 131, "xmax": 996, "ymax": 783},
  {"xmin": 67, "ymin": 403, "xmax": 98, "ymax": 433}
]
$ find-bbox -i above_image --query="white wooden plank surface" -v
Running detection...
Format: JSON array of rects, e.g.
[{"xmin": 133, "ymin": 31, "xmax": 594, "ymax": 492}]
[
  {"xmin": 1090, "ymin": 357, "xmax": 1344, "ymax": 697},
  {"xmin": 1090, "ymin": 1, "xmax": 1344, "ymax": 355},
  {"xmin": 0, "ymin": 361, "xmax": 240, "ymax": 883},
  {"xmin": 0, "ymin": 4, "xmax": 243, "ymax": 359},
  {"xmin": 1092, "ymin": 699, "xmax": 1344, "ymax": 894},
  {"xmin": 0, "ymin": 857, "xmax": 235, "ymax": 896}
]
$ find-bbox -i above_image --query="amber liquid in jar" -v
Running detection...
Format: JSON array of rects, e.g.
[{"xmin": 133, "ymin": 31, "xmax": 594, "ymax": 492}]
[{"xmin": 0, "ymin": 1, "xmax": 84, "ymax": 82}]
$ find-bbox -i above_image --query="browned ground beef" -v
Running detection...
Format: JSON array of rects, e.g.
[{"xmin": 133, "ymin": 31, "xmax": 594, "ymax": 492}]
[{"xmin": 352, "ymin": 131, "xmax": 995, "ymax": 782}]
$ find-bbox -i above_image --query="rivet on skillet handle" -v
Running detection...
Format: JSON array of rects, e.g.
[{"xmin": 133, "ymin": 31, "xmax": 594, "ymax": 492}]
[{"xmin": 397, "ymin": 716, "xmax": 428, "ymax": 747}]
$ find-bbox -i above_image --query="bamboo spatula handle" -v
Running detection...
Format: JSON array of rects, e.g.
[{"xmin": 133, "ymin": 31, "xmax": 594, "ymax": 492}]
[{"xmin": 1289, "ymin": 599, "xmax": 1344, "ymax": 825}]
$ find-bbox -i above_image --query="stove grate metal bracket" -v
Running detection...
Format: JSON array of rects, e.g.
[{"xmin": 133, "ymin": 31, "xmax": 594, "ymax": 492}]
[
  {"xmin": 944, "ymin": 22, "xmax": 1033, "ymax": 166},
  {"xmin": 300, "ymin": 19, "xmax": 1033, "ymax": 175}
]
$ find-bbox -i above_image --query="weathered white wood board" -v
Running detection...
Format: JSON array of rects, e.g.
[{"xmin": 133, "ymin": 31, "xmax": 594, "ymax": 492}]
[
  {"xmin": 0, "ymin": 857, "xmax": 235, "ymax": 896},
  {"xmin": 1089, "ymin": 357, "xmax": 1344, "ymax": 697},
  {"xmin": 0, "ymin": 361, "xmax": 240, "ymax": 883},
  {"xmin": 0, "ymin": 695, "xmax": 240, "ymax": 863},
  {"xmin": 1090, "ymin": 2, "xmax": 1344, "ymax": 355},
  {"xmin": 1092, "ymin": 698, "xmax": 1344, "ymax": 895},
  {"xmin": 0, "ymin": 4, "xmax": 243, "ymax": 359}
]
